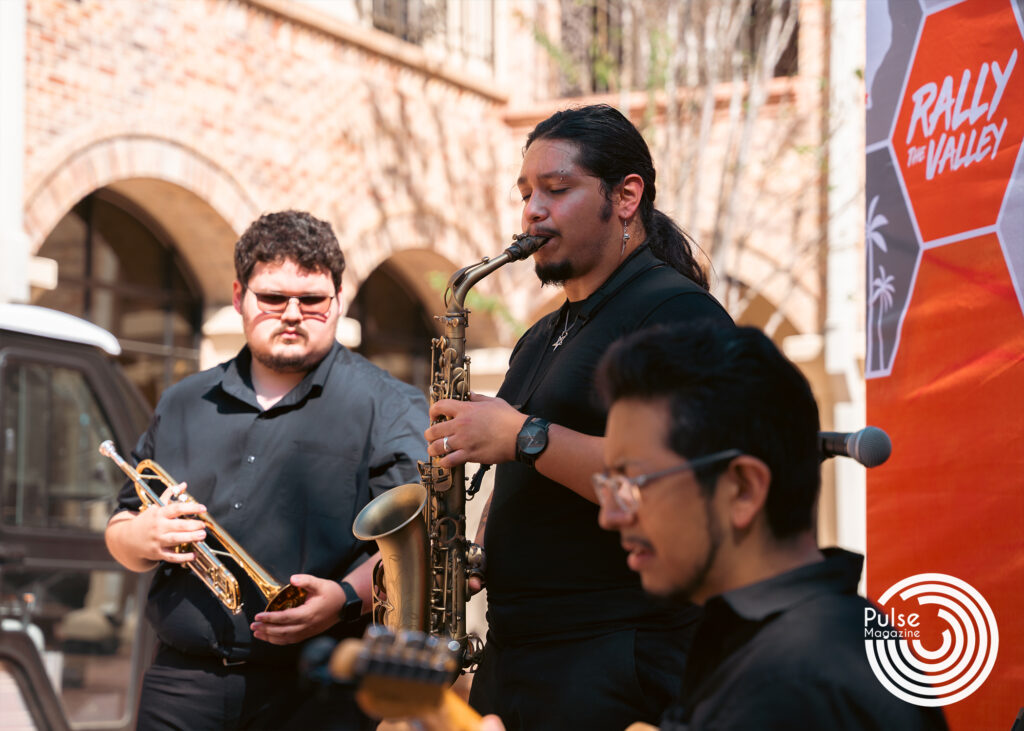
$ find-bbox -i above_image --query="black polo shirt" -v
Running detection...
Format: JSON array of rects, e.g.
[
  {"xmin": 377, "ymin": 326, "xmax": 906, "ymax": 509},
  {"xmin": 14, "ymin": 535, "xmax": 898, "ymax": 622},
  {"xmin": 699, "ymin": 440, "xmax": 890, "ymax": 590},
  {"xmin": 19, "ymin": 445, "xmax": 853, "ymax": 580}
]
[
  {"xmin": 113, "ymin": 341, "xmax": 428, "ymax": 663},
  {"xmin": 662, "ymin": 549, "xmax": 949, "ymax": 730},
  {"xmin": 486, "ymin": 245, "xmax": 734, "ymax": 643}
]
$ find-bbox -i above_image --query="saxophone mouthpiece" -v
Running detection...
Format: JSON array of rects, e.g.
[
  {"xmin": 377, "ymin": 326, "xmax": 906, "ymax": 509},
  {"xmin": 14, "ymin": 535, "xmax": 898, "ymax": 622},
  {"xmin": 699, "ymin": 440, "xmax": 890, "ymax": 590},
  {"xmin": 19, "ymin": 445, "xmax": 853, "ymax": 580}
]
[{"xmin": 507, "ymin": 233, "xmax": 550, "ymax": 261}]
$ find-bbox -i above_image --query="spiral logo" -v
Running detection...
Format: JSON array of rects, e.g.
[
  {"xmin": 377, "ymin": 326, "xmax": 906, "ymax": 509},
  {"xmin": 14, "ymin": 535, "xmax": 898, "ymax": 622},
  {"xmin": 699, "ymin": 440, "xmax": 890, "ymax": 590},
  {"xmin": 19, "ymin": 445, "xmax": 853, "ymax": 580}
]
[{"xmin": 864, "ymin": 573, "xmax": 998, "ymax": 706}]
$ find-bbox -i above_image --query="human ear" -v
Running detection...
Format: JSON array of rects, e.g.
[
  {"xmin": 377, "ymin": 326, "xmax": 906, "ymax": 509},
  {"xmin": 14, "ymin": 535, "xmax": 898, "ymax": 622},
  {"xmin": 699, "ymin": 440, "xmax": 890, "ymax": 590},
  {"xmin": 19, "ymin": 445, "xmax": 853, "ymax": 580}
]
[
  {"xmin": 232, "ymin": 281, "xmax": 244, "ymax": 314},
  {"xmin": 615, "ymin": 173, "xmax": 645, "ymax": 221},
  {"xmin": 725, "ymin": 456, "xmax": 771, "ymax": 531}
]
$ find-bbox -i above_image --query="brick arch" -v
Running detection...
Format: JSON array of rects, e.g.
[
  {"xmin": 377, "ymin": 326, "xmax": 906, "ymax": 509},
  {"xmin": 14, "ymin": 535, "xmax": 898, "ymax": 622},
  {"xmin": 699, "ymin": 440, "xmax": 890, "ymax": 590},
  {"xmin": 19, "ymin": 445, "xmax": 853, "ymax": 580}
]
[
  {"xmin": 722, "ymin": 244, "xmax": 818, "ymax": 336},
  {"xmin": 340, "ymin": 211, "xmax": 497, "ymax": 288},
  {"xmin": 24, "ymin": 134, "xmax": 260, "ymax": 253},
  {"xmin": 23, "ymin": 134, "xmax": 263, "ymax": 305}
]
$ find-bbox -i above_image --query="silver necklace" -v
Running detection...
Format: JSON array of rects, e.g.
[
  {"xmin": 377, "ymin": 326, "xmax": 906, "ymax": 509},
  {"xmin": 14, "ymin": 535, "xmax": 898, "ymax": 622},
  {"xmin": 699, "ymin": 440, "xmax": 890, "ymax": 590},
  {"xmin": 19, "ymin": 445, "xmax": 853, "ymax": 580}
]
[{"xmin": 552, "ymin": 308, "xmax": 580, "ymax": 350}]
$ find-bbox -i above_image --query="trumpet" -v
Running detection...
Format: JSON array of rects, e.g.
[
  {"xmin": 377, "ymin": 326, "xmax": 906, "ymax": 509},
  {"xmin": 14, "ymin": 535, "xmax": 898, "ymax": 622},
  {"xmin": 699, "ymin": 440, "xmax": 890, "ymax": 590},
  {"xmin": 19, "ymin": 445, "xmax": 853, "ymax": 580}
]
[{"xmin": 100, "ymin": 441, "xmax": 306, "ymax": 615}]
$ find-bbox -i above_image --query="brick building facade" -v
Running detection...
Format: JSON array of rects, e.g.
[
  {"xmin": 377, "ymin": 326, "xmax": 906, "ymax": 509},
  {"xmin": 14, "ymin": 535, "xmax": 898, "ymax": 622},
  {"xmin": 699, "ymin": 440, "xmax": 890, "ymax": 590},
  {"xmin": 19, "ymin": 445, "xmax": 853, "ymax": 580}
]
[
  {"xmin": 0, "ymin": 1, "xmax": 868, "ymax": 726},
  {"xmin": 4, "ymin": 0, "xmax": 867, "ymax": 553}
]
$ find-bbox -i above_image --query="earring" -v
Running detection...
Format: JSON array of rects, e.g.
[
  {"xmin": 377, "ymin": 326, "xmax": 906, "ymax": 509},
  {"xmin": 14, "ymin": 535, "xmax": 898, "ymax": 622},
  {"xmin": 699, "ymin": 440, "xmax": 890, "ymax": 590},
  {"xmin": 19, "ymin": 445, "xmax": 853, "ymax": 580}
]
[{"xmin": 621, "ymin": 220, "xmax": 631, "ymax": 255}]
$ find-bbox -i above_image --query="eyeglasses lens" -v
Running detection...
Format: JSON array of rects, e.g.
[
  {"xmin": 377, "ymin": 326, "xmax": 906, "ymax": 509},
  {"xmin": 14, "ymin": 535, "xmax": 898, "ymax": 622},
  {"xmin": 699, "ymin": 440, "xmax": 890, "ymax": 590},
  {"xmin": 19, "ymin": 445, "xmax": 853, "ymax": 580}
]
[{"xmin": 252, "ymin": 292, "xmax": 332, "ymax": 315}]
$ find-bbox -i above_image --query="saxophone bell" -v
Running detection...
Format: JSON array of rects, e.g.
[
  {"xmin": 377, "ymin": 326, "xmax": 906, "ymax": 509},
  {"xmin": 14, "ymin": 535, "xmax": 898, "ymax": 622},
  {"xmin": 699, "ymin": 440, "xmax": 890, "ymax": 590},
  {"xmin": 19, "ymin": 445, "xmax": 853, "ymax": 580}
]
[
  {"xmin": 353, "ymin": 233, "xmax": 548, "ymax": 670},
  {"xmin": 352, "ymin": 483, "xmax": 430, "ymax": 631}
]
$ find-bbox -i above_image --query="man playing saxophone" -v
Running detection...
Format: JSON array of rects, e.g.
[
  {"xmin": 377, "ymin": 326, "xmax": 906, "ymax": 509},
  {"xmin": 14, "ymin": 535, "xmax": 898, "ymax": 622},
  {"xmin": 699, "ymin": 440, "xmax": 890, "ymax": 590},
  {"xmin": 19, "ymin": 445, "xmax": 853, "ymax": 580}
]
[
  {"xmin": 424, "ymin": 105, "xmax": 733, "ymax": 730},
  {"xmin": 105, "ymin": 210, "xmax": 428, "ymax": 730}
]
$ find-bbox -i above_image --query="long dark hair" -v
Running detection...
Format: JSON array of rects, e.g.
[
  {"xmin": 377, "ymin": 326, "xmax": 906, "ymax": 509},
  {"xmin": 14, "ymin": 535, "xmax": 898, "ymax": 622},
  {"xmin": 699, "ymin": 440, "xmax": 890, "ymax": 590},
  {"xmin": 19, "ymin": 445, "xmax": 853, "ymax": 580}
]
[{"xmin": 526, "ymin": 104, "xmax": 709, "ymax": 290}]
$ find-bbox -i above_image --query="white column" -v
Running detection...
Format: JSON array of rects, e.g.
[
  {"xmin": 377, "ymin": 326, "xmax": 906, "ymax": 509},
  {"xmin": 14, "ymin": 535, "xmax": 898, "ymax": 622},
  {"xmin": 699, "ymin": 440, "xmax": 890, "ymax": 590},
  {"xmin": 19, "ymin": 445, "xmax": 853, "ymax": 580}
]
[
  {"xmin": 826, "ymin": 0, "xmax": 868, "ymax": 556},
  {"xmin": 0, "ymin": 0, "xmax": 29, "ymax": 304}
]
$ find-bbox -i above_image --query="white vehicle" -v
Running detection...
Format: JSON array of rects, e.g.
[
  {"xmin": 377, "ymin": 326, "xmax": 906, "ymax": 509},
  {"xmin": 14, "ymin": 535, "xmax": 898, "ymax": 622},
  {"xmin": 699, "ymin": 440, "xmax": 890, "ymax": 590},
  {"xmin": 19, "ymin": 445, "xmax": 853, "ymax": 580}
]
[{"xmin": 0, "ymin": 305, "xmax": 152, "ymax": 731}]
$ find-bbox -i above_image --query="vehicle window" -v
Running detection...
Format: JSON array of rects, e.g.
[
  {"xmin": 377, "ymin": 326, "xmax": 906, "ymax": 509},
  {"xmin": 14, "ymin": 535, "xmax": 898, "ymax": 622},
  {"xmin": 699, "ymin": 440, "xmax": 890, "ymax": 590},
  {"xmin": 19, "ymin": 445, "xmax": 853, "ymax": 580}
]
[
  {"xmin": 2, "ymin": 360, "xmax": 124, "ymax": 531},
  {"xmin": 1, "ymin": 568, "xmax": 145, "ymax": 728}
]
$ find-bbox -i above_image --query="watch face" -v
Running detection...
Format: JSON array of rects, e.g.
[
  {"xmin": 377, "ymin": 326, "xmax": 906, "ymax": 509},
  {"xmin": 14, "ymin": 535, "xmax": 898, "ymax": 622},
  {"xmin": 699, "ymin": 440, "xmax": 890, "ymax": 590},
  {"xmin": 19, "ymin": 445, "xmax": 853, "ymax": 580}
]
[{"xmin": 518, "ymin": 422, "xmax": 548, "ymax": 455}]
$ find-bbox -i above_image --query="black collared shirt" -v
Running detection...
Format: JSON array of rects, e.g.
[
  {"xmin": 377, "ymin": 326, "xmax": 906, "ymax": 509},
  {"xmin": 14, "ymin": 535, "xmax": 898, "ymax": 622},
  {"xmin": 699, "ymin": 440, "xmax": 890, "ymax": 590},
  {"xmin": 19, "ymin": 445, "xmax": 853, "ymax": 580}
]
[
  {"xmin": 113, "ymin": 341, "xmax": 428, "ymax": 662},
  {"xmin": 662, "ymin": 549, "xmax": 949, "ymax": 730}
]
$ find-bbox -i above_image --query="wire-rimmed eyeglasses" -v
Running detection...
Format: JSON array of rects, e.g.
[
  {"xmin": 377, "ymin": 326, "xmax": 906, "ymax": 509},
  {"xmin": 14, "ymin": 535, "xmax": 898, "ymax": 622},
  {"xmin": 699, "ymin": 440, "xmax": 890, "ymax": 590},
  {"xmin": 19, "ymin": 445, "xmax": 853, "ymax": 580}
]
[
  {"xmin": 592, "ymin": 448, "xmax": 743, "ymax": 515},
  {"xmin": 247, "ymin": 289, "xmax": 335, "ymax": 319}
]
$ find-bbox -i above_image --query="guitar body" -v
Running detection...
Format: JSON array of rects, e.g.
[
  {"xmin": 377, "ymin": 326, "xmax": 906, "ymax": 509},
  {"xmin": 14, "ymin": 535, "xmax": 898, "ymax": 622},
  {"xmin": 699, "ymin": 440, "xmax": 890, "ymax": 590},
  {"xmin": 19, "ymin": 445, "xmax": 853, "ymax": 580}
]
[{"xmin": 330, "ymin": 628, "xmax": 655, "ymax": 731}]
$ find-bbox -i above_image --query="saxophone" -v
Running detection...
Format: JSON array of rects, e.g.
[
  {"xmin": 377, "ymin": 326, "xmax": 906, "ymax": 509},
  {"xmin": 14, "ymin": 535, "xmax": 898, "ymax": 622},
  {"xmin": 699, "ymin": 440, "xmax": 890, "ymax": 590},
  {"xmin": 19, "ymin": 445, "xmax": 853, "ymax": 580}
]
[{"xmin": 352, "ymin": 233, "xmax": 549, "ymax": 670}]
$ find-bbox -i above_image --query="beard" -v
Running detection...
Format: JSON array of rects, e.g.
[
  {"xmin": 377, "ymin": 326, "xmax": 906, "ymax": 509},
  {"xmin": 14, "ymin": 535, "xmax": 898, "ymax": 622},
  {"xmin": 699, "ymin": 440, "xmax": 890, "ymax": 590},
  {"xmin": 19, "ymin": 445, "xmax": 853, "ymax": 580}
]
[
  {"xmin": 250, "ymin": 329, "xmax": 329, "ymax": 373},
  {"xmin": 532, "ymin": 197, "xmax": 615, "ymax": 287},
  {"xmin": 535, "ymin": 259, "xmax": 576, "ymax": 287},
  {"xmin": 665, "ymin": 497, "xmax": 724, "ymax": 604}
]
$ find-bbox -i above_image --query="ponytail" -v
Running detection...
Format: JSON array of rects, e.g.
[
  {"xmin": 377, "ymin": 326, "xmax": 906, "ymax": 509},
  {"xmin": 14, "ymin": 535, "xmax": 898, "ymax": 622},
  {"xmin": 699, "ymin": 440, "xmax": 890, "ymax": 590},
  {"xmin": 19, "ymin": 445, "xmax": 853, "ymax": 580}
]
[{"xmin": 644, "ymin": 209, "xmax": 709, "ymax": 291}]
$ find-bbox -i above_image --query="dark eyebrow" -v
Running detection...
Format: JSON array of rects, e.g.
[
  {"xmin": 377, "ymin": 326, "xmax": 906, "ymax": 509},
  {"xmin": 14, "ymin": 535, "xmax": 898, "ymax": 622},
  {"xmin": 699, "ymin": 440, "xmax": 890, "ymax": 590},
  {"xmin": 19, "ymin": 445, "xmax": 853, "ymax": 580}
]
[{"xmin": 516, "ymin": 170, "xmax": 582, "ymax": 187}]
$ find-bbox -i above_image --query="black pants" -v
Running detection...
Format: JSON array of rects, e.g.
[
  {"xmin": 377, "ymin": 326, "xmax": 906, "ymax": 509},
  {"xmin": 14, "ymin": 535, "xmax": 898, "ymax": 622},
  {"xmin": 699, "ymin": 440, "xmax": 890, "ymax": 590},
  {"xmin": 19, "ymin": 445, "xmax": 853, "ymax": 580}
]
[
  {"xmin": 136, "ymin": 646, "xmax": 375, "ymax": 731},
  {"xmin": 468, "ymin": 627, "xmax": 693, "ymax": 731}
]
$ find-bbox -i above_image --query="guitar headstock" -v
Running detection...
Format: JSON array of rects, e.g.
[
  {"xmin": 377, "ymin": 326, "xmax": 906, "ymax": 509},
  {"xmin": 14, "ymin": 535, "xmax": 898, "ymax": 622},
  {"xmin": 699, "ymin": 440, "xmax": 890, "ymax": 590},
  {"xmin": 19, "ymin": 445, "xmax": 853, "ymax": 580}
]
[{"xmin": 330, "ymin": 626, "xmax": 463, "ymax": 719}]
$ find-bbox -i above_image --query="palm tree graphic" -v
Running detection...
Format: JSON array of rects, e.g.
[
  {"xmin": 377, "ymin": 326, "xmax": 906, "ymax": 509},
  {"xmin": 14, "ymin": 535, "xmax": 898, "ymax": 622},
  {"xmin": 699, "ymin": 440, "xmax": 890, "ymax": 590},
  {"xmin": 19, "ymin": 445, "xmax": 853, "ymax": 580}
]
[{"xmin": 866, "ymin": 195, "xmax": 894, "ymax": 372}]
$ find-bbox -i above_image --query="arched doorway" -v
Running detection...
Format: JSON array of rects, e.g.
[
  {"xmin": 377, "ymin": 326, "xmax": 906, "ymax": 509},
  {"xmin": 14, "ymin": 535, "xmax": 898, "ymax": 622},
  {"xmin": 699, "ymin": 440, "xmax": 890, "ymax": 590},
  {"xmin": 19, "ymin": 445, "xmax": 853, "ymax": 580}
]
[
  {"xmin": 348, "ymin": 250, "xmax": 505, "ymax": 394},
  {"xmin": 32, "ymin": 189, "xmax": 204, "ymax": 406},
  {"xmin": 349, "ymin": 261, "xmax": 435, "ymax": 393}
]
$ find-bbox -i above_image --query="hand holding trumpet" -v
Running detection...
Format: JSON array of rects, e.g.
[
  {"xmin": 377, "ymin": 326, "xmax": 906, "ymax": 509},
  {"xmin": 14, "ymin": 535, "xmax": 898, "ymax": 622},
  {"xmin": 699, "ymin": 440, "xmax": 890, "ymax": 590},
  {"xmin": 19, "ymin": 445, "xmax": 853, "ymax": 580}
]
[{"xmin": 106, "ymin": 480, "xmax": 207, "ymax": 571}]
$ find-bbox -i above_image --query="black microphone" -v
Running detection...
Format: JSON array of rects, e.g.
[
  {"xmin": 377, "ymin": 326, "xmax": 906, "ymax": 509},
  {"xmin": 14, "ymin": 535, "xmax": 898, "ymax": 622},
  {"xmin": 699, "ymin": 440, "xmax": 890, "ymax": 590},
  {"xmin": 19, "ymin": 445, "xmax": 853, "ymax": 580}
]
[{"xmin": 818, "ymin": 427, "xmax": 892, "ymax": 468}]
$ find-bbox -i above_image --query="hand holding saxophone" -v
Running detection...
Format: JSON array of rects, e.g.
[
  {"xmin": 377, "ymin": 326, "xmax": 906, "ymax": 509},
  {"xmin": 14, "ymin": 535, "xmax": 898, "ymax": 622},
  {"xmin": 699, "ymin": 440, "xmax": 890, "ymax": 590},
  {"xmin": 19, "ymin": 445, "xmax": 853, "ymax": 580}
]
[{"xmin": 425, "ymin": 393, "xmax": 529, "ymax": 468}]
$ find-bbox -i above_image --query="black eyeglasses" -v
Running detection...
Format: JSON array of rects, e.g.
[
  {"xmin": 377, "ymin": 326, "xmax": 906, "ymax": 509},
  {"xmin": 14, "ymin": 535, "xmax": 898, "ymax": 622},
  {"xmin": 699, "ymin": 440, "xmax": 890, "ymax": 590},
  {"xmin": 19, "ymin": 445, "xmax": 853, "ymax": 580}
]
[
  {"xmin": 592, "ymin": 448, "xmax": 743, "ymax": 515},
  {"xmin": 247, "ymin": 290, "xmax": 334, "ymax": 318}
]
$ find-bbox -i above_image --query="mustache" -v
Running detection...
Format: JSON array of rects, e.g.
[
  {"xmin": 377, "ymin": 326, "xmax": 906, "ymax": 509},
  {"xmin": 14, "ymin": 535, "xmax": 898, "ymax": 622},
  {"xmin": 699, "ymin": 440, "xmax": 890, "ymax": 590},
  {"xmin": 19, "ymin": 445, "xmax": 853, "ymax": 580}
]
[
  {"xmin": 272, "ymin": 324, "xmax": 308, "ymax": 338},
  {"xmin": 529, "ymin": 225, "xmax": 559, "ymax": 238},
  {"xmin": 621, "ymin": 536, "xmax": 654, "ymax": 553}
]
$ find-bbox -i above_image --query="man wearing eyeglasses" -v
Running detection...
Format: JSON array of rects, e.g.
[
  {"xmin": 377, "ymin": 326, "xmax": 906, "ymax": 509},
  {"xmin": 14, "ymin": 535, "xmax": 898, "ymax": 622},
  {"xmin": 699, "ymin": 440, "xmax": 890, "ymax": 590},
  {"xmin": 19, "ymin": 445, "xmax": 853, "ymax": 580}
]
[
  {"xmin": 589, "ymin": 322, "xmax": 948, "ymax": 730},
  {"xmin": 105, "ymin": 210, "xmax": 428, "ymax": 730}
]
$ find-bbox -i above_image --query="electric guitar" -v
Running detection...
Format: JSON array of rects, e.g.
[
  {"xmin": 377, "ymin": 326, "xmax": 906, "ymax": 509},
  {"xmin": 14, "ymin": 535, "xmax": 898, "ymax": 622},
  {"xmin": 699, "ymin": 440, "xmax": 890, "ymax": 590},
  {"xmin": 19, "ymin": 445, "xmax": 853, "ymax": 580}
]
[
  {"xmin": 329, "ymin": 626, "xmax": 660, "ymax": 731},
  {"xmin": 329, "ymin": 626, "xmax": 481, "ymax": 730}
]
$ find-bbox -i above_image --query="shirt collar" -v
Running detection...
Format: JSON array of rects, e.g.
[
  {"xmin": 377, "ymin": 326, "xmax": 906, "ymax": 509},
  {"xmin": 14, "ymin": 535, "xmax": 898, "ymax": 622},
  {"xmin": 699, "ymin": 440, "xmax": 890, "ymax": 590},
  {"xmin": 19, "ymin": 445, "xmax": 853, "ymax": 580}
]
[
  {"xmin": 218, "ymin": 340, "xmax": 342, "ymax": 411},
  {"xmin": 706, "ymin": 548, "xmax": 864, "ymax": 623}
]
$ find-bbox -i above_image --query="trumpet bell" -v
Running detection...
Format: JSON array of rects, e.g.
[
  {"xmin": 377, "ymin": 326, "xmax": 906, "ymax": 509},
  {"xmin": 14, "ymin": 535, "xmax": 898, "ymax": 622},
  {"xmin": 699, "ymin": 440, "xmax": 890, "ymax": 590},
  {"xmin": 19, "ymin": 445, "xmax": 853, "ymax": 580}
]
[{"xmin": 265, "ymin": 584, "xmax": 308, "ymax": 612}]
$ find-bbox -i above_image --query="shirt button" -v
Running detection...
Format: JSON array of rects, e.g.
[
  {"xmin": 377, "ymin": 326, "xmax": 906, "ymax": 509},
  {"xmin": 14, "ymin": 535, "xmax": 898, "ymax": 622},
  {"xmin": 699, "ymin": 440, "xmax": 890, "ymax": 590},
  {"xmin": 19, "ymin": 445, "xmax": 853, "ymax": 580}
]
[
  {"xmin": 233, "ymin": 502, "xmax": 243, "ymax": 510},
  {"xmin": 247, "ymin": 455, "xmax": 255, "ymax": 464}
]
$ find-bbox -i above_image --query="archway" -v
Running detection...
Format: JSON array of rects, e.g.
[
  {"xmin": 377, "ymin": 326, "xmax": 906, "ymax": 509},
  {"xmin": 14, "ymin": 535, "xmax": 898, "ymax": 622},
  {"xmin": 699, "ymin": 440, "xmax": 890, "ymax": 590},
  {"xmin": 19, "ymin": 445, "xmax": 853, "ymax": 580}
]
[
  {"xmin": 348, "ymin": 248, "xmax": 504, "ymax": 394},
  {"xmin": 32, "ymin": 189, "xmax": 206, "ymax": 406}
]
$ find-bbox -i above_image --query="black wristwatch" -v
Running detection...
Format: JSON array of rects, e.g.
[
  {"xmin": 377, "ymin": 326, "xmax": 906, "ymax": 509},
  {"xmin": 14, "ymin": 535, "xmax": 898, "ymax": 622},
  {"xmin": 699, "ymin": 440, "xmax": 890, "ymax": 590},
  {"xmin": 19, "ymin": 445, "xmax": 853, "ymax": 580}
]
[
  {"xmin": 515, "ymin": 416, "xmax": 551, "ymax": 467},
  {"xmin": 338, "ymin": 580, "xmax": 363, "ymax": 623}
]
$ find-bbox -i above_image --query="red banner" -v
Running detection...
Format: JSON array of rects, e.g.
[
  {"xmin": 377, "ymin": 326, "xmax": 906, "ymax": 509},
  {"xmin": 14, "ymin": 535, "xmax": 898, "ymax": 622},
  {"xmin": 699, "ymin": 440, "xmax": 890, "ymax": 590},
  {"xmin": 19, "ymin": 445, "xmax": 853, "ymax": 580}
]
[{"xmin": 866, "ymin": 1, "xmax": 1024, "ymax": 727}]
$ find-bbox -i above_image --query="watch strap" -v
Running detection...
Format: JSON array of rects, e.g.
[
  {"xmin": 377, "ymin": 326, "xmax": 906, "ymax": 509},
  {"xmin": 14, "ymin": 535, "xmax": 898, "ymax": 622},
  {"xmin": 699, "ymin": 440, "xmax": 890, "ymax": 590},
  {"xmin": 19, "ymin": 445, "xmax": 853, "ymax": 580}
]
[{"xmin": 338, "ymin": 580, "xmax": 362, "ymax": 623}]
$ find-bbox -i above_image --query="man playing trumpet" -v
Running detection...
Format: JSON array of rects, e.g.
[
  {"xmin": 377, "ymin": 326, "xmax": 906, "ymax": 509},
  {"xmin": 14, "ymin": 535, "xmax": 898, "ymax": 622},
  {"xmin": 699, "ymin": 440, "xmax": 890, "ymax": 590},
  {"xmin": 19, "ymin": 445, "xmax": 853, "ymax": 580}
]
[{"xmin": 105, "ymin": 210, "xmax": 428, "ymax": 730}]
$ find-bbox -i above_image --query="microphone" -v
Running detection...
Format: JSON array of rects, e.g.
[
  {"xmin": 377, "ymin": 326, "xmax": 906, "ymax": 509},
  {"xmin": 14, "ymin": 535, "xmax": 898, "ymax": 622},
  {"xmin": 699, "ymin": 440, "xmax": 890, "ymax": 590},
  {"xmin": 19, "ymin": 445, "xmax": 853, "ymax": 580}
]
[{"xmin": 818, "ymin": 427, "xmax": 892, "ymax": 468}]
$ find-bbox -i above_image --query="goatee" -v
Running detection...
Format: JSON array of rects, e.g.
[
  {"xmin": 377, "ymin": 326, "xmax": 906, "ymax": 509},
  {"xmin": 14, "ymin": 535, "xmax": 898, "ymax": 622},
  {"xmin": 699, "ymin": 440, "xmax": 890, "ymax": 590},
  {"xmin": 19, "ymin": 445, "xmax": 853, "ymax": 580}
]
[
  {"xmin": 252, "ymin": 349, "xmax": 324, "ymax": 373},
  {"xmin": 252, "ymin": 333, "xmax": 329, "ymax": 373},
  {"xmin": 535, "ymin": 259, "xmax": 575, "ymax": 287}
]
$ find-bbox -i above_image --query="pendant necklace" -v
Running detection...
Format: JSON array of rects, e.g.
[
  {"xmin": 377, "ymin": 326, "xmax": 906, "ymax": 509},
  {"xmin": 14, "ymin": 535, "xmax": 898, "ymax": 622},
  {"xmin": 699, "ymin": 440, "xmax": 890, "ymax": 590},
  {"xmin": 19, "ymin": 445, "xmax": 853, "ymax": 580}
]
[{"xmin": 552, "ymin": 307, "xmax": 580, "ymax": 350}]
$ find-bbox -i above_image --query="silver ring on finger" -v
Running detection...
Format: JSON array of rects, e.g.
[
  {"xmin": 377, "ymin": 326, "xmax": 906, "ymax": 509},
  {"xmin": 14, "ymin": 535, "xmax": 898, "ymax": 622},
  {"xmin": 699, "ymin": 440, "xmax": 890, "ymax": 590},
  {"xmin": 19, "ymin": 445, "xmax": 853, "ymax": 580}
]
[{"xmin": 442, "ymin": 435, "xmax": 450, "ymax": 454}]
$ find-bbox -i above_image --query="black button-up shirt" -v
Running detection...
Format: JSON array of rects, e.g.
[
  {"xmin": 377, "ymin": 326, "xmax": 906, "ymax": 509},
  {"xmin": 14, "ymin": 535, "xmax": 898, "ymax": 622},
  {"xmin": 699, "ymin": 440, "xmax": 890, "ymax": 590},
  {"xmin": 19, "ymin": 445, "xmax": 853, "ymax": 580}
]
[
  {"xmin": 114, "ymin": 341, "xmax": 428, "ymax": 662},
  {"xmin": 662, "ymin": 549, "xmax": 949, "ymax": 730}
]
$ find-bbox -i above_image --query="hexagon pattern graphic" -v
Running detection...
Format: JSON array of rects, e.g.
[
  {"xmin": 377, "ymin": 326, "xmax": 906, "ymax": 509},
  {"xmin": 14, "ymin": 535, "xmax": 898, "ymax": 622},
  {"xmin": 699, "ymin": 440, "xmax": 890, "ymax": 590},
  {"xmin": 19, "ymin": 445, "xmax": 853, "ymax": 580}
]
[{"xmin": 867, "ymin": 0, "xmax": 1024, "ymax": 378}]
